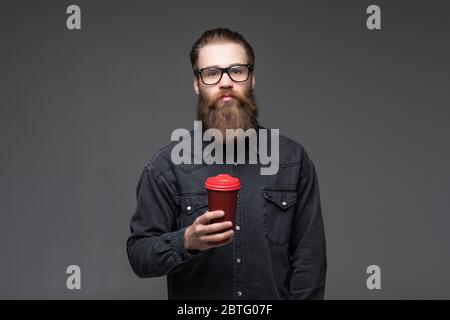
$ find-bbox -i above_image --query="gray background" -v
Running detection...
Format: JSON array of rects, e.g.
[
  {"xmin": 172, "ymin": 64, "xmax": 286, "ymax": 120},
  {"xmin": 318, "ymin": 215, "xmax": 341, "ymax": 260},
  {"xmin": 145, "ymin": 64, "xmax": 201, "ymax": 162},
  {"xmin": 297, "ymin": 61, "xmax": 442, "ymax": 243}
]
[{"xmin": 1, "ymin": 0, "xmax": 449, "ymax": 299}]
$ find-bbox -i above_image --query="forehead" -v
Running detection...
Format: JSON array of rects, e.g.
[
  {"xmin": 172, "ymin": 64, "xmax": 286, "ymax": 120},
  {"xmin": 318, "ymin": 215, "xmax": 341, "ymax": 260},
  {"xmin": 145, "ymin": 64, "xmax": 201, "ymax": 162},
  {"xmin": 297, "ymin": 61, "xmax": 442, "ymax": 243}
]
[{"xmin": 197, "ymin": 42, "xmax": 247, "ymax": 68}]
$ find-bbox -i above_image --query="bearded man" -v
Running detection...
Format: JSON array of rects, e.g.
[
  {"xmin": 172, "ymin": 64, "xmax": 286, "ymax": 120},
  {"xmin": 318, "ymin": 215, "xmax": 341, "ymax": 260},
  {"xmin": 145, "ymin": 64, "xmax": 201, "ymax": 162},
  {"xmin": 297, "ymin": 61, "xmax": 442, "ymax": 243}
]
[{"xmin": 127, "ymin": 28, "xmax": 327, "ymax": 300}]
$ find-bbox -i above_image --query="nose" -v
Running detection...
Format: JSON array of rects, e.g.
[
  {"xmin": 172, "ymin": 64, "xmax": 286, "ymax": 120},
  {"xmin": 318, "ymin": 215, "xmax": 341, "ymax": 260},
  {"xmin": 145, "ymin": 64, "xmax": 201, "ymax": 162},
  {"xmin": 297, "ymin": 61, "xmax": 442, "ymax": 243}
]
[{"xmin": 218, "ymin": 71, "xmax": 234, "ymax": 89}]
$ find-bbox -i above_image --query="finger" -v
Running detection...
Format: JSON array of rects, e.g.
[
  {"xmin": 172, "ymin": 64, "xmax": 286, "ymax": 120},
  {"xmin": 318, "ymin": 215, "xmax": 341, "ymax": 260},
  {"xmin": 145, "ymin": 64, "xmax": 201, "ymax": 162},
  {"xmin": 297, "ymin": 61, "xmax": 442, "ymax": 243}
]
[
  {"xmin": 199, "ymin": 230, "xmax": 234, "ymax": 243},
  {"xmin": 206, "ymin": 235, "xmax": 234, "ymax": 248},
  {"xmin": 197, "ymin": 221, "xmax": 233, "ymax": 235},
  {"xmin": 196, "ymin": 210, "xmax": 224, "ymax": 225}
]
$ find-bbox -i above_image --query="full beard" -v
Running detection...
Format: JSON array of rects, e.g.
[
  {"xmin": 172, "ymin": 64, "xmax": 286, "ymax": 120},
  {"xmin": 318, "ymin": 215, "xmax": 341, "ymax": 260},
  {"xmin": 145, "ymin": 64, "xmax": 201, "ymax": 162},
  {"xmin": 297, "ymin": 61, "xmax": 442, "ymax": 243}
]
[{"xmin": 196, "ymin": 87, "xmax": 259, "ymax": 143}]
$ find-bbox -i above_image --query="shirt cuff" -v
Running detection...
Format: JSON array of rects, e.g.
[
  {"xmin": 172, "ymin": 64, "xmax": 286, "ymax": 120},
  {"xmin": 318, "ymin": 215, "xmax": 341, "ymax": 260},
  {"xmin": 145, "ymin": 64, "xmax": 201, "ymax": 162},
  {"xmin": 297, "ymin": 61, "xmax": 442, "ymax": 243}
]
[{"xmin": 171, "ymin": 227, "xmax": 201, "ymax": 261}]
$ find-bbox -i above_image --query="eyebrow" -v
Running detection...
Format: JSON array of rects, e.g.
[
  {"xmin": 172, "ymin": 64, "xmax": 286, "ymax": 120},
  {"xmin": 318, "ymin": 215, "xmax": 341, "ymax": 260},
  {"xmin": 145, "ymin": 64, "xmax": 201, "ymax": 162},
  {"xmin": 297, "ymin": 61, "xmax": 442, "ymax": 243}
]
[{"xmin": 200, "ymin": 63, "xmax": 247, "ymax": 70}]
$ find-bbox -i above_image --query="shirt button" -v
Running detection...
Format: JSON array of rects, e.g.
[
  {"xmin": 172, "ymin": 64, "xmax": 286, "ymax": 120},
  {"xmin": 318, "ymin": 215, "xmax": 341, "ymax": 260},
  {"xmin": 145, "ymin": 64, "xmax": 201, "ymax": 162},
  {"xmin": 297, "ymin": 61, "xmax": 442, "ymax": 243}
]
[
  {"xmin": 235, "ymin": 225, "xmax": 240, "ymax": 231},
  {"xmin": 186, "ymin": 206, "xmax": 192, "ymax": 211},
  {"xmin": 236, "ymin": 258, "xmax": 241, "ymax": 264},
  {"xmin": 234, "ymin": 162, "xmax": 238, "ymax": 166},
  {"xmin": 237, "ymin": 291, "xmax": 242, "ymax": 297},
  {"xmin": 281, "ymin": 201, "xmax": 287, "ymax": 207}
]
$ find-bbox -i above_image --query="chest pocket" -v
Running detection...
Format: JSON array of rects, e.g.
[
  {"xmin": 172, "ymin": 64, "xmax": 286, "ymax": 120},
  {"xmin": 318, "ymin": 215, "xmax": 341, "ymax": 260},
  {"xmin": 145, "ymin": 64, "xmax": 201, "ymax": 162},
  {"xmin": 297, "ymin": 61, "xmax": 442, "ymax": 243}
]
[
  {"xmin": 262, "ymin": 188, "xmax": 298, "ymax": 245},
  {"xmin": 176, "ymin": 193, "xmax": 208, "ymax": 227}
]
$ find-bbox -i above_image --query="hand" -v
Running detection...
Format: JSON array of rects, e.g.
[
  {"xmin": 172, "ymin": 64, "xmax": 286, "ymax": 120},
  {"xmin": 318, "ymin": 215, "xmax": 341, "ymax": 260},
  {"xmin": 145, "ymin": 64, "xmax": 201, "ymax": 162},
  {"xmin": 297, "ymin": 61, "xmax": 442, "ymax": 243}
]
[{"xmin": 184, "ymin": 210, "xmax": 234, "ymax": 251}]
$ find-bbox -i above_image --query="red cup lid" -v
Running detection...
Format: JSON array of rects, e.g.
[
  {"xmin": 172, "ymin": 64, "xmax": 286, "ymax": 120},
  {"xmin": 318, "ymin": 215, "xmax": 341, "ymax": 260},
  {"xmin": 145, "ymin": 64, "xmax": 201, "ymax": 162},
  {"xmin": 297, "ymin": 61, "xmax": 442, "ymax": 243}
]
[{"xmin": 204, "ymin": 174, "xmax": 241, "ymax": 191}]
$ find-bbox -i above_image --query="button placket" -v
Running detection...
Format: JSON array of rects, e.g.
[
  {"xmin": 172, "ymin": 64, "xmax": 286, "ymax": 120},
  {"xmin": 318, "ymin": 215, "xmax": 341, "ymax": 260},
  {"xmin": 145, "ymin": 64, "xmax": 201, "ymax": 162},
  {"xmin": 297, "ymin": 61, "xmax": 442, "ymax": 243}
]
[{"xmin": 233, "ymin": 166, "xmax": 244, "ymax": 300}]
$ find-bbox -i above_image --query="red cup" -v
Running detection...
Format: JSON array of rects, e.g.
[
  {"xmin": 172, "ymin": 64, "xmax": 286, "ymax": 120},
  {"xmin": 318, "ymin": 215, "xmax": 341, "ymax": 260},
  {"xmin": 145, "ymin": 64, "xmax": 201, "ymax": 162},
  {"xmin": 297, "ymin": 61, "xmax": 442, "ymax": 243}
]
[{"xmin": 204, "ymin": 174, "xmax": 241, "ymax": 226}]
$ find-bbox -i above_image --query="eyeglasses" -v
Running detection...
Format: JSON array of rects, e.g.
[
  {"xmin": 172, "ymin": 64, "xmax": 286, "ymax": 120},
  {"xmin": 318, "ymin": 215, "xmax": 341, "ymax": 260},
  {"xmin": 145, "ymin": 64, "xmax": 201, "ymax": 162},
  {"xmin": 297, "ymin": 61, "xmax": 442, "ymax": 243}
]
[{"xmin": 195, "ymin": 64, "xmax": 253, "ymax": 85}]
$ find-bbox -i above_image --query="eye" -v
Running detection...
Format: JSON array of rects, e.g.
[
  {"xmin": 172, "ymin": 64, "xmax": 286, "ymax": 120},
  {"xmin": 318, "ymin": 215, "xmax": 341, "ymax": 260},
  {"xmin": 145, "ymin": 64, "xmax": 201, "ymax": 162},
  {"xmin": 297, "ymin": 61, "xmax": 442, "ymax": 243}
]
[
  {"xmin": 230, "ymin": 67, "xmax": 244, "ymax": 75},
  {"xmin": 206, "ymin": 68, "xmax": 219, "ymax": 77}
]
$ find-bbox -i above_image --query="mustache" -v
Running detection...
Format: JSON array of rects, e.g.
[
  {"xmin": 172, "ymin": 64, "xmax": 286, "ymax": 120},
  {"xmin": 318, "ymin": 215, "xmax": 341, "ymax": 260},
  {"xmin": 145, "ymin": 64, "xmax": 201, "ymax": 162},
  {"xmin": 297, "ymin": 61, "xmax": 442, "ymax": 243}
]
[{"xmin": 201, "ymin": 89, "xmax": 256, "ymax": 111}]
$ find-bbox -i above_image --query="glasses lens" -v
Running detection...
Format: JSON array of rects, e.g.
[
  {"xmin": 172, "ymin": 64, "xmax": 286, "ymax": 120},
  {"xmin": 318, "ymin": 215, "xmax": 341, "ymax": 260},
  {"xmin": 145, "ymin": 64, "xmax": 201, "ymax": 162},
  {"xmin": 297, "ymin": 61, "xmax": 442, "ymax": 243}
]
[
  {"xmin": 228, "ymin": 65, "xmax": 249, "ymax": 82},
  {"xmin": 201, "ymin": 68, "xmax": 222, "ymax": 85}
]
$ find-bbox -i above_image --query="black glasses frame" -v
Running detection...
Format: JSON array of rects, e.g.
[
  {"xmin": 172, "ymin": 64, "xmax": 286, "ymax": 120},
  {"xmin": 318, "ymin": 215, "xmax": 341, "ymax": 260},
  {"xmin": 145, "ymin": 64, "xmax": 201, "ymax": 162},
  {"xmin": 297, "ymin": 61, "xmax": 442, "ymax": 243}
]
[{"xmin": 194, "ymin": 64, "xmax": 254, "ymax": 85}]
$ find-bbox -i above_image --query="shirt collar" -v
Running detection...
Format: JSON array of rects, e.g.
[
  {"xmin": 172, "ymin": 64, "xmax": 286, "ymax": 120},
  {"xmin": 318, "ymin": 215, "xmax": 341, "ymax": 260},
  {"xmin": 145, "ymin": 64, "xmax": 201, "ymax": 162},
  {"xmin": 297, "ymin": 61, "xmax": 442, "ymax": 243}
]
[{"xmin": 200, "ymin": 125, "xmax": 263, "ymax": 155}]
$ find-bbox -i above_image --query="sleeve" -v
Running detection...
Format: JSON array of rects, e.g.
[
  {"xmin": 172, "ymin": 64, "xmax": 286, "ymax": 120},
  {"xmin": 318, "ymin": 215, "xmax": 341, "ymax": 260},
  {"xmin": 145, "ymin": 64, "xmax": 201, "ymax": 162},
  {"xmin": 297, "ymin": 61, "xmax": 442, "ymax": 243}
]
[
  {"xmin": 126, "ymin": 165, "xmax": 199, "ymax": 278},
  {"xmin": 288, "ymin": 155, "xmax": 327, "ymax": 299}
]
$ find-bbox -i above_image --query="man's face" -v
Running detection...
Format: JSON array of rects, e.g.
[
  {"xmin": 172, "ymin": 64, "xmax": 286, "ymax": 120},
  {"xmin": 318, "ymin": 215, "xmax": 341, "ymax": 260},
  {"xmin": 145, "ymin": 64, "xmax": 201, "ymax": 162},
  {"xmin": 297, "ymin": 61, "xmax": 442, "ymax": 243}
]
[
  {"xmin": 194, "ymin": 42, "xmax": 258, "ymax": 140},
  {"xmin": 194, "ymin": 42, "xmax": 255, "ymax": 102}
]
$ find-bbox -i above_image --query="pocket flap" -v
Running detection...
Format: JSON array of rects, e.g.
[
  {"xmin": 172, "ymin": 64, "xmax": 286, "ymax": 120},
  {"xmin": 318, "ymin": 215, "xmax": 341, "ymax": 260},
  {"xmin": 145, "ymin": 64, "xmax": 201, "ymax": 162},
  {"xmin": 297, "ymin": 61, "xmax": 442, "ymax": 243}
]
[
  {"xmin": 262, "ymin": 189, "xmax": 297, "ymax": 210},
  {"xmin": 177, "ymin": 193, "xmax": 208, "ymax": 215}
]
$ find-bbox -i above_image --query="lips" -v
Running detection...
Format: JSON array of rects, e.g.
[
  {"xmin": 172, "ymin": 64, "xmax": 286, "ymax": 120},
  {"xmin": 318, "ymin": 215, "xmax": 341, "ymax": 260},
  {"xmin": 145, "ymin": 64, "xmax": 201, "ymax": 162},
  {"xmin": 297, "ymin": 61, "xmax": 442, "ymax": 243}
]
[{"xmin": 220, "ymin": 94, "xmax": 234, "ymax": 102}]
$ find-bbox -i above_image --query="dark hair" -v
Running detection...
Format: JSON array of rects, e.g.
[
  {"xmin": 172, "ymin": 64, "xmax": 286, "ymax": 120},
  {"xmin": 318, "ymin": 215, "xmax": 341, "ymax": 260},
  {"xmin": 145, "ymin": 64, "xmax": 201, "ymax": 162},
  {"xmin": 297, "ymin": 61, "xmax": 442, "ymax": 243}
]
[{"xmin": 189, "ymin": 28, "xmax": 255, "ymax": 71}]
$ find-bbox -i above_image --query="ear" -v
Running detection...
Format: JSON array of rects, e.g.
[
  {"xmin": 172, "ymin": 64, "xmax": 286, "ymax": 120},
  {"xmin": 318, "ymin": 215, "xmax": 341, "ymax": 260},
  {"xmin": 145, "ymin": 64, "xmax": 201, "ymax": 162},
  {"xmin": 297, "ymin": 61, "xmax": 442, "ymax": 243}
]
[
  {"xmin": 251, "ymin": 73, "xmax": 256, "ymax": 90},
  {"xmin": 193, "ymin": 77, "xmax": 200, "ymax": 95}
]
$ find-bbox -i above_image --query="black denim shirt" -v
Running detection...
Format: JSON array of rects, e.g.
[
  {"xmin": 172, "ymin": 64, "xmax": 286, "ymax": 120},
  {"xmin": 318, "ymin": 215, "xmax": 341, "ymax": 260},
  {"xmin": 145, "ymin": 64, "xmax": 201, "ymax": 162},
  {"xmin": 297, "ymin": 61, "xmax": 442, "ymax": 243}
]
[{"xmin": 127, "ymin": 126, "xmax": 327, "ymax": 300}]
